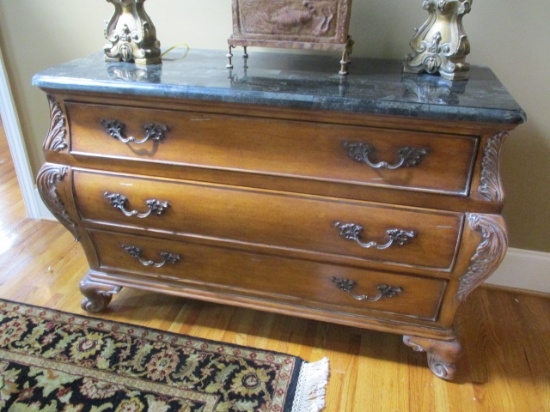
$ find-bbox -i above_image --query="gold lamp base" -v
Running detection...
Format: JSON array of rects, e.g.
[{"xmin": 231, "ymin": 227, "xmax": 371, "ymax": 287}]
[
  {"xmin": 103, "ymin": 0, "xmax": 161, "ymax": 66},
  {"xmin": 404, "ymin": 0, "xmax": 472, "ymax": 81}
]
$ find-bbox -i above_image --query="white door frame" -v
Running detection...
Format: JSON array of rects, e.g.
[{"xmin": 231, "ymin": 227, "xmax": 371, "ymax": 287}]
[{"xmin": 0, "ymin": 44, "xmax": 42, "ymax": 219}]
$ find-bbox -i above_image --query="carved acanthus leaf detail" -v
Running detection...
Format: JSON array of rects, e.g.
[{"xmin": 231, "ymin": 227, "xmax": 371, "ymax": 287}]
[
  {"xmin": 479, "ymin": 132, "xmax": 507, "ymax": 202},
  {"xmin": 36, "ymin": 164, "xmax": 78, "ymax": 240},
  {"xmin": 458, "ymin": 214, "xmax": 508, "ymax": 301},
  {"xmin": 44, "ymin": 96, "xmax": 68, "ymax": 152}
]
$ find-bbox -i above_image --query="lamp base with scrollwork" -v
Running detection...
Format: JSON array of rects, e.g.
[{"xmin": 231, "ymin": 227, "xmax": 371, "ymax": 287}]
[
  {"xmin": 403, "ymin": 0, "xmax": 472, "ymax": 81},
  {"xmin": 103, "ymin": 0, "xmax": 161, "ymax": 66}
]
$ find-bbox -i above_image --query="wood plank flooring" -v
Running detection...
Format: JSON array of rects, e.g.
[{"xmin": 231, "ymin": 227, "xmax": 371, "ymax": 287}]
[{"xmin": 0, "ymin": 119, "xmax": 549, "ymax": 411}]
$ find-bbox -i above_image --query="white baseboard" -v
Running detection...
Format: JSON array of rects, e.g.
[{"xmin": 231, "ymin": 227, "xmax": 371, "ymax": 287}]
[{"xmin": 485, "ymin": 248, "xmax": 549, "ymax": 294}]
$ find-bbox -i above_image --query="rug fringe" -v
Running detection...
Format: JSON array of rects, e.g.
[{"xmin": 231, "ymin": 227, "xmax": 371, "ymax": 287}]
[{"xmin": 291, "ymin": 357, "xmax": 330, "ymax": 412}]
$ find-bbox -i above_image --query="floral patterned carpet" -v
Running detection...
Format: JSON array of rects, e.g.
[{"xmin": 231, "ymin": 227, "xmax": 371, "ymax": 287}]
[{"xmin": 0, "ymin": 299, "xmax": 328, "ymax": 411}]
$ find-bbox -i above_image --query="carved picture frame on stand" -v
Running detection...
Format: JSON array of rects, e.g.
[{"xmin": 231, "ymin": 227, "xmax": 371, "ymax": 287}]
[{"xmin": 228, "ymin": 0, "xmax": 354, "ymax": 74}]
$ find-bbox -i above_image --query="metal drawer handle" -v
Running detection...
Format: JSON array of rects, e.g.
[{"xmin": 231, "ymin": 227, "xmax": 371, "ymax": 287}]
[
  {"xmin": 331, "ymin": 277, "xmax": 403, "ymax": 302},
  {"xmin": 104, "ymin": 192, "xmax": 170, "ymax": 218},
  {"xmin": 335, "ymin": 222, "xmax": 416, "ymax": 250},
  {"xmin": 122, "ymin": 245, "xmax": 181, "ymax": 268},
  {"xmin": 100, "ymin": 119, "xmax": 168, "ymax": 144},
  {"xmin": 342, "ymin": 141, "xmax": 429, "ymax": 170}
]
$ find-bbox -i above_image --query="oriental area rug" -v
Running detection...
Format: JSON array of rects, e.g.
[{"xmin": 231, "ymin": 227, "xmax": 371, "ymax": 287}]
[{"xmin": 0, "ymin": 299, "xmax": 329, "ymax": 411}]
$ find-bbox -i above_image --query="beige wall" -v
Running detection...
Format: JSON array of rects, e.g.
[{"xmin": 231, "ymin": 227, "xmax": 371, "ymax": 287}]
[{"xmin": 0, "ymin": 1, "xmax": 548, "ymax": 253}]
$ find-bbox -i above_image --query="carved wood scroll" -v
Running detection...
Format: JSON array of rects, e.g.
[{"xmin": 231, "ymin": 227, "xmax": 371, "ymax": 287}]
[
  {"xmin": 36, "ymin": 164, "xmax": 78, "ymax": 240},
  {"xmin": 479, "ymin": 132, "xmax": 508, "ymax": 203},
  {"xmin": 403, "ymin": 335, "xmax": 462, "ymax": 380},
  {"xmin": 458, "ymin": 214, "xmax": 508, "ymax": 301},
  {"xmin": 80, "ymin": 274, "xmax": 122, "ymax": 313},
  {"xmin": 43, "ymin": 96, "xmax": 68, "ymax": 153}
]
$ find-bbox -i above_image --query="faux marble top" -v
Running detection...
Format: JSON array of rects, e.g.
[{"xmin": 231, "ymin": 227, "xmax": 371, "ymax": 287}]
[{"xmin": 33, "ymin": 49, "xmax": 526, "ymax": 124}]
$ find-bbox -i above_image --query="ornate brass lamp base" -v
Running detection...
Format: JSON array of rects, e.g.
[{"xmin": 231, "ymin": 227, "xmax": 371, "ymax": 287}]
[
  {"xmin": 404, "ymin": 0, "xmax": 472, "ymax": 81},
  {"xmin": 104, "ymin": 0, "xmax": 161, "ymax": 66}
]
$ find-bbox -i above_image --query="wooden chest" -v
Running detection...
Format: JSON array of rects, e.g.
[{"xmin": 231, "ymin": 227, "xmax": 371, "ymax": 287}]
[{"xmin": 34, "ymin": 50, "xmax": 525, "ymax": 380}]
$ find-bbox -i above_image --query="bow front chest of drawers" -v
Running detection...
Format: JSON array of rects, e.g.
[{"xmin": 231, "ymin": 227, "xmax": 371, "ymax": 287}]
[{"xmin": 34, "ymin": 50, "xmax": 525, "ymax": 380}]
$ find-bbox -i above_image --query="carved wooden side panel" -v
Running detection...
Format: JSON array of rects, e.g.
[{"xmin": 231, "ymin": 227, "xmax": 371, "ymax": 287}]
[
  {"xmin": 36, "ymin": 164, "xmax": 78, "ymax": 240},
  {"xmin": 457, "ymin": 214, "xmax": 508, "ymax": 301},
  {"xmin": 478, "ymin": 132, "xmax": 507, "ymax": 203},
  {"xmin": 43, "ymin": 96, "xmax": 68, "ymax": 153}
]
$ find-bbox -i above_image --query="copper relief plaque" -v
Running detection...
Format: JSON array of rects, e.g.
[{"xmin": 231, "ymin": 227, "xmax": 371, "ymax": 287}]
[{"xmin": 228, "ymin": 0, "xmax": 354, "ymax": 74}]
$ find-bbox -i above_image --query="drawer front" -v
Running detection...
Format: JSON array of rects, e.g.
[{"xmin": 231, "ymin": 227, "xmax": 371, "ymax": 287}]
[
  {"xmin": 66, "ymin": 102, "xmax": 477, "ymax": 195},
  {"xmin": 89, "ymin": 229, "xmax": 447, "ymax": 321},
  {"xmin": 74, "ymin": 170, "xmax": 463, "ymax": 271}
]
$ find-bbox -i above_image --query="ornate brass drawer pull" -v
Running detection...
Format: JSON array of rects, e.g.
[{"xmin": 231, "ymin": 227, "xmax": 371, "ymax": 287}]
[
  {"xmin": 122, "ymin": 245, "xmax": 181, "ymax": 268},
  {"xmin": 335, "ymin": 222, "xmax": 416, "ymax": 250},
  {"xmin": 331, "ymin": 277, "xmax": 403, "ymax": 302},
  {"xmin": 104, "ymin": 192, "xmax": 170, "ymax": 218},
  {"xmin": 100, "ymin": 119, "xmax": 168, "ymax": 144},
  {"xmin": 342, "ymin": 141, "xmax": 429, "ymax": 170}
]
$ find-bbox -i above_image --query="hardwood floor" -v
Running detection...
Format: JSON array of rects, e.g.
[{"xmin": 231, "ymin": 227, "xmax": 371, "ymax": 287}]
[{"xmin": 1, "ymin": 119, "xmax": 549, "ymax": 411}]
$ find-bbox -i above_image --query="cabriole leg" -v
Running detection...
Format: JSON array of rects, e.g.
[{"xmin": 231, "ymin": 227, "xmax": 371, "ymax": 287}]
[
  {"xmin": 403, "ymin": 335, "xmax": 462, "ymax": 380},
  {"xmin": 79, "ymin": 274, "xmax": 122, "ymax": 313}
]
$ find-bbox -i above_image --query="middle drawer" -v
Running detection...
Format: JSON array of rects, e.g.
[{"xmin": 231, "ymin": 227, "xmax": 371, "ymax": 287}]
[{"xmin": 73, "ymin": 169, "xmax": 463, "ymax": 271}]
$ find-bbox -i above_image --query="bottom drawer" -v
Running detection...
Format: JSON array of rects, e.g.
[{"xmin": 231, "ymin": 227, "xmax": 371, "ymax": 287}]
[{"xmin": 88, "ymin": 230, "xmax": 447, "ymax": 321}]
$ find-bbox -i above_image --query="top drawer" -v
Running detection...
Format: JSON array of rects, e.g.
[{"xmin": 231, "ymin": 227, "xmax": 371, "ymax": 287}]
[{"xmin": 66, "ymin": 102, "xmax": 478, "ymax": 196}]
